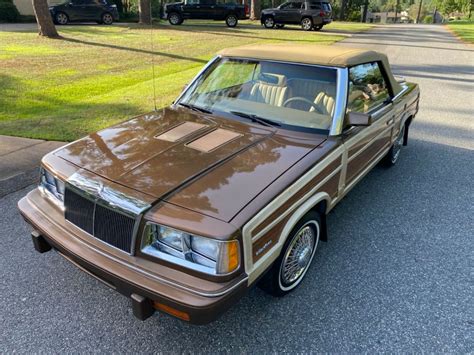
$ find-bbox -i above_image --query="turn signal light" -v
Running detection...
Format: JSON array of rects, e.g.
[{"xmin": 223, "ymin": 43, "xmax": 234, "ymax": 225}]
[{"xmin": 154, "ymin": 302, "xmax": 190, "ymax": 321}]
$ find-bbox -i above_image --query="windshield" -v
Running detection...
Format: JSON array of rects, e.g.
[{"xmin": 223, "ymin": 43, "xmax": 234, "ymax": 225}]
[{"xmin": 178, "ymin": 58, "xmax": 338, "ymax": 132}]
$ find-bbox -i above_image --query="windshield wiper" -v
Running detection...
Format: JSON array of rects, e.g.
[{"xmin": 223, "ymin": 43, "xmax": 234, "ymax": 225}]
[
  {"xmin": 230, "ymin": 111, "xmax": 281, "ymax": 127},
  {"xmin": 178, "ymin": 102, "xmax": 213, "ymax": 114}
]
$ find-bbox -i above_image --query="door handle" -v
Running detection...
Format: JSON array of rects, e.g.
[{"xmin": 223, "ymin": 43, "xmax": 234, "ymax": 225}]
[
  {"xmin": 196, "ymin": 5, "xmax": 200, "ymax": 8},
  {"xmin": 386, "ymin": 118, "xmax": 394, "ymax": 125}
]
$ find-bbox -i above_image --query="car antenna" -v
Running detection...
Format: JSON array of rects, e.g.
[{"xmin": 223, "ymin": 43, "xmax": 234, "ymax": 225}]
[{"xmin": 149, "ymin": 2, "xmax": 158, "ymax": 112}]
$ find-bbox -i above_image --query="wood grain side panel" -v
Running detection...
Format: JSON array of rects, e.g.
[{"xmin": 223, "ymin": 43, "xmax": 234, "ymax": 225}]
[
  {"xmin": 252, "ymin": 218, "xmax": 288, "ymax": 263},
  {"xmin": 251, "ymin": 171, "xmax": 341, "ymax": 263},
  {"xmin": 252, "ymin": 158, "xmax": 341, "ymax": 237},
  {"xmin": 346, "ymin": 131, "xmax": 391, "ymax": 184}
]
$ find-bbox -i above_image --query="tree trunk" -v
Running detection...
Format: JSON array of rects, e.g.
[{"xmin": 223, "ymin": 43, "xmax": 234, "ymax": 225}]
[
  {"xmin": 394, "ymin": 0, "xmax": 400, "ymax": 22},
  {"xmin": 416, "ymin": 0, "xmax": 423, "ymax": 23},
  {"xmin": 250, "ymin": 0, "xmax": 261, "ymax": 20},
  {"xmin": 32, "ymin": 0, "xmax": 59, "ymax": 38},
  {"xmin": 139, "ymin": 0, "xmax": 152, "ymax": 25},
  {"xmin": 362, "ymin": 0, "xmax": 369, "ymax": 22},
  {"xmin": 339, "ymin": 0, "xmax": 347, "ymax": 20}
]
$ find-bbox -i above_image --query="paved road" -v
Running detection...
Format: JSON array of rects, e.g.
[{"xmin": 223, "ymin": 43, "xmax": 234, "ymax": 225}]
[{"xmin": 1, "ymin": 24, "xmax": 473, "ymax": 352}]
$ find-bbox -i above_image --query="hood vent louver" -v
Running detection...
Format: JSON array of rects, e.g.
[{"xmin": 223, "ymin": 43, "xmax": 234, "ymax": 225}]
[
  {"xmin": 155, "ymin": 122, "xmax": 208, "ymax": 142},
  {"xmin": 186, "ymin": 129, "xmax": 242, "ymax": 153}
]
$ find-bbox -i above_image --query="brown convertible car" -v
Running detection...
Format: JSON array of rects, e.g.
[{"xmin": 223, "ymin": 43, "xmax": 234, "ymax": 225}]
[{"xmin": 18, "ymin": 44, "xmax": 420, "ymax": 324}]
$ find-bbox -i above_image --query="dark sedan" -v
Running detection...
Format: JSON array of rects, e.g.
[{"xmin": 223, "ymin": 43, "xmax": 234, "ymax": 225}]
[{"xmin": 49, "ymin": 0, "xmax": 119, "ymax": 25}]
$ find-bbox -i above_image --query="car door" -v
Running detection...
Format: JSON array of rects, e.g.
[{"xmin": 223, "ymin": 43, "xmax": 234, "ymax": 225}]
[
  {"xmin": 83, "ymin": 0, "xmax": 102, "ymax": 20},
  {"xmin": 199, "ymin": 0, "xmax": 217, "ymax": 19},
  {"xmin": 275, "ymin": 2, "xmax": 302, "ymax": 23},
  {"xmin": 181, "ymin": 0, "xmax": 200, "ymax": 19},
  {"xmin": 67, "ymin": 0, "xmax": 88, "ymax": 20},
  {"xmin": 341, "ymin": 62, "xmax": 395, "ymax": 191}
]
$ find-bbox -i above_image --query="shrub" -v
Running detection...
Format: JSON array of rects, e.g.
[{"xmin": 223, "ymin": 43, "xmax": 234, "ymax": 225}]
[
  {"xmin": 0, "ymin": 0, "xmax": 20, "ymax": 22},
  {"xmin": 423, "ymin": 15, "xmax": 433, "ymax": 23}
]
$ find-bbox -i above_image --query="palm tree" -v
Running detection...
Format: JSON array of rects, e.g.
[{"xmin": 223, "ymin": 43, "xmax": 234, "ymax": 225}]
[{"xmin": 32, "ymin": 0, "xmax": 59, "ymax": 38}]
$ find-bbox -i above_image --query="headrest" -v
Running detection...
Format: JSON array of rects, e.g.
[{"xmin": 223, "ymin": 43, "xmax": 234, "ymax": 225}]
[{"xmin": 257, "ymin": 73, "xmax": 287, "ymax": 86}]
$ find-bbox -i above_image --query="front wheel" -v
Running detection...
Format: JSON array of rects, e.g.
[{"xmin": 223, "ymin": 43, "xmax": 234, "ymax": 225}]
[
  {"xmin": 101, "ymin": 12, "xmax": 113, "ymax": 25},
  {"xmin": 168, "ymin": 12, "xmax": 182, "ymax": 25},
  {"xmin": 263, "ymin": 16, "xmax": 275, "ymax": 28},
  {"xmin": 301, "ymin": 17, "xmax": 313, "ymax": 31},
  {"xmin": 384, "ymin": 124, "xmax": 406, "ymax": 166},
  {"xmin": 259, "ymin": 211, "xmax": 321, "ymax": 296},
  {"xmin": 225, "ymin": 14, "xmax": 238, "ymax": 27},
  {"xmin": 54, "ymin": 12, "xmax": 69, "ymax": 25}
]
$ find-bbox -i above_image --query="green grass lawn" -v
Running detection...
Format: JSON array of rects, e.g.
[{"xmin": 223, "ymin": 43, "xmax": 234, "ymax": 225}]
[
  {"xmin": 0, "ymin": 20, "xmax": 373, "ymax": 141},
  {"xmin": 446, "ymin": 20, "xmax": 474, "ymax": 44}
]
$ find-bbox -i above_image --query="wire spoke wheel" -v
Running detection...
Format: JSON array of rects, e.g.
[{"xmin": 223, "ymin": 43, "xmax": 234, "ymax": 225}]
[
  {"xmin": 279, "ymin": 222, "xmax": 319, "ymax": 289},
  {"xmin": 391, "ymin": 125, "xmax": 405, "ymax": 164}
]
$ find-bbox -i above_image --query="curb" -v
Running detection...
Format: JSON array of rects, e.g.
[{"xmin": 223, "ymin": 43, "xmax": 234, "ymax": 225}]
[{"xmin": 0, "ymin": 167, "xmax": 40, "ymax": 198}]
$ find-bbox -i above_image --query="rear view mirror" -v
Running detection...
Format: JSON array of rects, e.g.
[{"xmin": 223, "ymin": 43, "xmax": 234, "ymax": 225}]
[{"xmin": 347, "ymin": 111, "xmax": 372, "ymax": 126}]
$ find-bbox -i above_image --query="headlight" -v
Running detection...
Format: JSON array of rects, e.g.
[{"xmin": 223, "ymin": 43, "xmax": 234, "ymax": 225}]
[
  {"xmin": 39, "ymin": 166, "xmax": 65, "ymax": 206},
  {"xmin": 141, "ymin": 223, "xmax": 240, "ymax": 275}
]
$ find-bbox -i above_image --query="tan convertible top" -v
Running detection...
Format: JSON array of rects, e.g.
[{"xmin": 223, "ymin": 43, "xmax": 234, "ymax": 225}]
[{"xmin": 219, "ymin": 44, "xmax": 402, "ymax": 94}]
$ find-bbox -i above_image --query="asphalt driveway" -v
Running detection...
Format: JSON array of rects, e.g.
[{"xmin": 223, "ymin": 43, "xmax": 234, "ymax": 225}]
[{"xmin": 1, "ymin": 24, "xmax": 473, "ymax": 352}]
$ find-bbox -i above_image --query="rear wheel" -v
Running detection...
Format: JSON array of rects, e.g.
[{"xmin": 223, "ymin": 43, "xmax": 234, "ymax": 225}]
[
  {"xmin": 55, "ymin": 12, "xmax": 68, "ymax": 25},
  {"xmin": 168, "ymin": 12, "xmax": 182, "ymax": 25},
  {"xmin": 263, "ymin": 16, "xmax": 275, "ymax": 28},
  {"xmin": 225, "ymin": 14, "xmax": 238, "ymax": 27},
  {"xmin": 259, "ymin": 211, "xmax": 321, "ymax": 296},
  {"xmin": 102, "ymin": 12, "xmax": 113, "ymax": 25},
  {"xmin": 301, "ymin": 17, "xmax": 313, "ymax": 31},
  {"xmin": 384, "ymin": 124, "xmax": 406, "ymax": 166}
]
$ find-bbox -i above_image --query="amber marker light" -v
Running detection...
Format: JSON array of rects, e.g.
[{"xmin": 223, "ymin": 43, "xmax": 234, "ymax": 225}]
[{"xmin": 154, "ymin": 302, "xmax": 191, "ymax": 322}]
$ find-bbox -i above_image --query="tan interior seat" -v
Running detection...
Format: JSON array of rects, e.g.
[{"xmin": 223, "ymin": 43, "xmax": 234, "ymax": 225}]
[
  {"xmin": 287, "ymin": 78, "xmax": 336, "ymax": 101},
  {"xmin": 311, "ymin": 92, "xmax": 335, "ymax": 116},
  {"xmin": 250, "ymin": 73, "xmax": 288, "ymax": 107},
  {"xmin": 286, "ymin": 78, "xmax": 336, "ymax": 113}
]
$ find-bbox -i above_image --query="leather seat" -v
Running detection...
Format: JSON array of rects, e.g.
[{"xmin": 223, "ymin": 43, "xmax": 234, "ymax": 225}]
[
  {"xmin": 250, "ymin": 73, "xmax": 288, "ymax": 107},
  {"xmin": 311, "ymin": 92, "xmax": 335, "ymax": 116},
  {"xmin": 287, "ymin": 78, "xmax": 336, "ymax": 113}
]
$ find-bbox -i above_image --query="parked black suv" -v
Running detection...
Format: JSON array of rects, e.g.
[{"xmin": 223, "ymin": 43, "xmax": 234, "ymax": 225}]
[
  {"xmin": 261, "ymin": 0, "xmax": 332, "ymax": 31},
  {"xmin": 163, "ymin": 0, "xmax": 249, "ymax": 27},
  {"xmin": 49, "ymin": 0, "xmax": 119, "ymax": 25}
]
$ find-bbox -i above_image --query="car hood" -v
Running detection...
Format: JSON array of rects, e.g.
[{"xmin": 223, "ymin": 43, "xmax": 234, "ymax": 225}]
[{"xmin": 55, "ymin": 108, "xmax": 326, "ymax": 222}]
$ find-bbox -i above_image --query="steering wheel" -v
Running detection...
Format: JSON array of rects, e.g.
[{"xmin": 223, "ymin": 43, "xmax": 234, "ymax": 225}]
[{"xmin": 282, "ymin": 97, "xmax": 324, "ymax": 114}]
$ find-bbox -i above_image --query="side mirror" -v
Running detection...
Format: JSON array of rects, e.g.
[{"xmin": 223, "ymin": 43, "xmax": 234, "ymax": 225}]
[{"xmin": 347, "ymin": 111, "xmax": 372, "ymax": 126}]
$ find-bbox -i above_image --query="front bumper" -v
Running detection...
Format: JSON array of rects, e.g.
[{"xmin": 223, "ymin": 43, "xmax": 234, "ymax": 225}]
[{"xmin": 18, "ymin": 189, "xmax": 247, "ymax": 324}]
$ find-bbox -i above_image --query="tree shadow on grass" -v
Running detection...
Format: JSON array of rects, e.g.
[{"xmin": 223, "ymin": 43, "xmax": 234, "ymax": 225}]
[
  {"xmin": 60, "ymin": 37, "xmax": 208, "ymax": 64},
  {"xmin": 165, "ymin": 22, "xmax": 340, "ymax": 43}
]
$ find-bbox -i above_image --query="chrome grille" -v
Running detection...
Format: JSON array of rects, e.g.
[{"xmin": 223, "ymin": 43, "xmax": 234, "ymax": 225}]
[{"xmin": 64, "ymin": 188, "xmax": 136, "ymax": 253}]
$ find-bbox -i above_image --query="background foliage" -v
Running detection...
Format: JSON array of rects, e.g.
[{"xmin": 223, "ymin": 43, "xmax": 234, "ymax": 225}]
[{"xmin": 0, "ymin": 0, "xmax": 20, "ymax": 23}]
